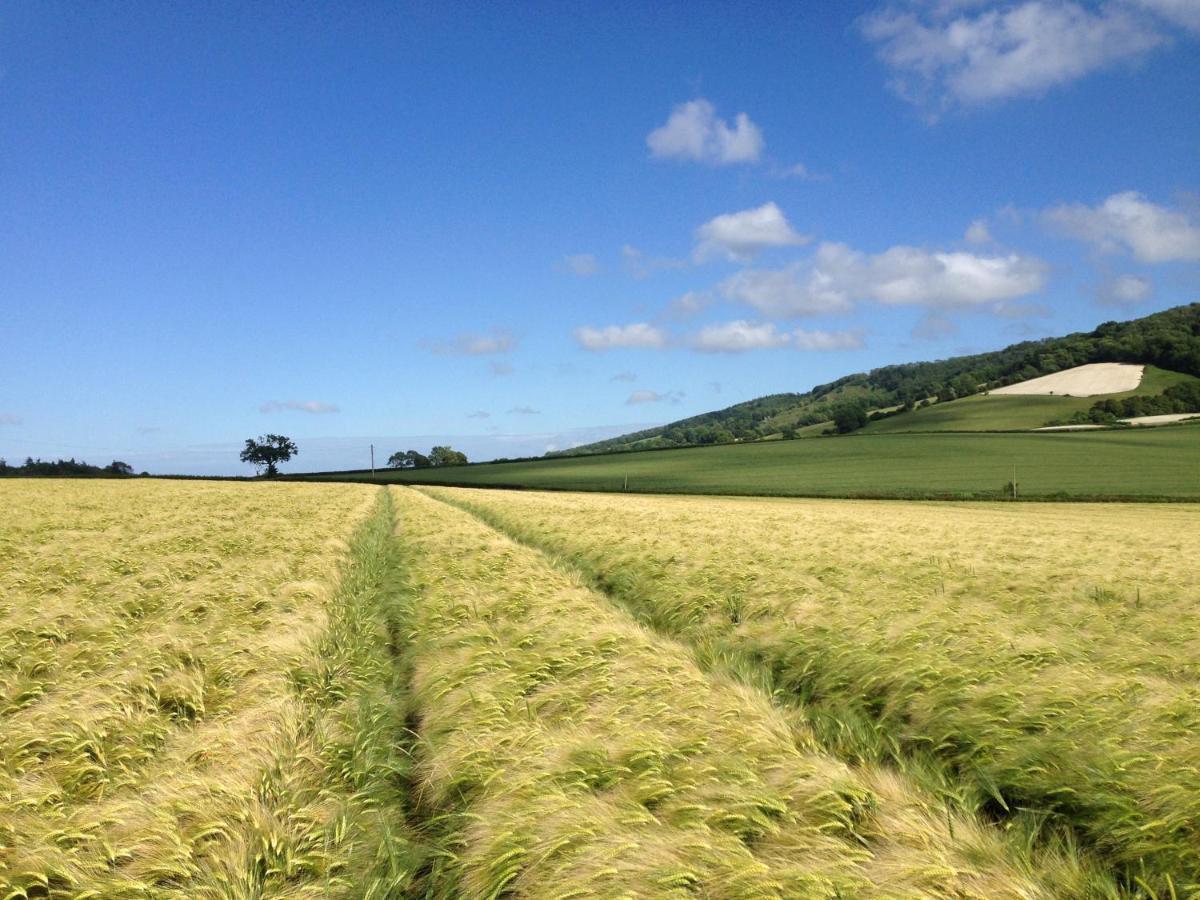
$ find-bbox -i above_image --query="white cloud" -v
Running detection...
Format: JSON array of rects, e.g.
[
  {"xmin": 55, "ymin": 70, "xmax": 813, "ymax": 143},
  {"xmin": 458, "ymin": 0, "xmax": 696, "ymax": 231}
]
[
  {"xmin": 508, "ymin": 406, "xmax": 541, "ymax": 415},
  {"xmin": 466, "ymin": 410, "xmax": 490, "ymax": 419},
  {"xmin": 427, "ymin": 329, "xmax": 517, "ymax": 355},
  {"xmin": 573, "ymin": 323, "xmax": 668, "ymax": 351},
  {"xmin": 646, "ymin": 98, "xmax": 764, "ymax": 165},
  {"xmin": 610, "ymin": 371, "xmax": 638, "ymax": 382},
  {"xmin": 689, "ymin": 320, "xmax": 865, "ymax": 353},
  {"xmin": 691, "ymin": 320, "xmax": 791, "ymax": 353},
  {"xmin": 490, "ymin": 361, "xmax": 515, "ymax": 376},
  {"xmin": 627, "ymin": 389, "xmax": 685, "ymax": 405},
  {"xmin": 965, "ymin": 219, "xmax": 992, "ymax": 243},
  {"xmin": 694, "ymin": 202, "xmax": 810, "ymax": 263},
  {"xmin": 860, "ymin": 2, "xmax": 1165, "ymax": 111},
  {"xmin": 719, "ymin": 260, "xmax": 855, "ymax": 318},
  {"xmin": 1097, "ymin": 273, "xmax": 1154, "ymax": 305},
  {"xmin": 561, "ymin": 253, "xmax": 599, "ymax": 276},
  {"xmin": 260, "ymin": 400, "xmax": 340, "ymax": 414},
  {"xmin": 1043, "ymin": 191, "xmax": 1200, "ymax": 262},
  {"xmin": 0, "ymin": 413, "xmax": 21, "ymax": 426},
  {"xmin": 621, "ymin": 244, "xmax": 686, "ymax": 279},
  {"xmin": 721, "ymin": 241, "xmax": 1047, "ymax": 316}
]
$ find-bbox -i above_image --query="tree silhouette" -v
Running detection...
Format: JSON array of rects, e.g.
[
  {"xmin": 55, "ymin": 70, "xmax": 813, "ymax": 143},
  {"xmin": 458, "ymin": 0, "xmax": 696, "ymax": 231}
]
[{"xmin": 240, "ymin": 434, "xmax": 298, "ymax": 477}]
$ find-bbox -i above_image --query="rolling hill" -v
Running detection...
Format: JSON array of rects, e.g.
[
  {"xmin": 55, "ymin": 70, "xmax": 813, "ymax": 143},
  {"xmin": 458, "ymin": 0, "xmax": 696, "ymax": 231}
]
[{"xmin": 557, "ymin": 303, "xmax": 1200, "ymax": 455}]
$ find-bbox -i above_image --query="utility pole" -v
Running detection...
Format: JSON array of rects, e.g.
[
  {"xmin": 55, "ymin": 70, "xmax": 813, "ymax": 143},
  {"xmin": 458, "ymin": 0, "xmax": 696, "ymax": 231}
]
[
  {"xmin": 1012, "ymin": 463, "xmax": 1018, "ymax": 500},
  {"xmin": 370, "ymin": 444, "xmax": 375, "ymax": 475}
]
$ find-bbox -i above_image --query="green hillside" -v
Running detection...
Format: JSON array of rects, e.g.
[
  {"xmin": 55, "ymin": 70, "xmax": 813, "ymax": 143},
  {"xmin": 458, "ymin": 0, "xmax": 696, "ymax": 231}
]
[
  {"xmin": 301, "ymin": 426, "xmax": 1200, "ymax": 500},
  {"xmin": 560, "ymin": 303, "xmax": 1200, "ymax": 454}
]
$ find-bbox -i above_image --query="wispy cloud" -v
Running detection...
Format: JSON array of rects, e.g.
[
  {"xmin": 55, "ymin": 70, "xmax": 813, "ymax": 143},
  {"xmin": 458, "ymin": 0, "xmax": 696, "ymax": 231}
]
[
  {"xmin": 1043, "ymin": 191, "xmax": 1200, "ymax": 262},
  {"xmin": 574, "ymin": 323, "xmax": 668, "ymax": 351},
  {"xmin": 913, "ymin": 313, "xmax": 958, "ymax": 341},
  {"xmin": 666, "ymin": 290, "xmax": 714, "ymax": 319},
  {"xmin": 694, "ymin": 202, "xmax": 810, "ymax": 263},
  {"xmin": 1097, "ymin": 273, "xmax": 1154, "ymax": 305},
  {"xmin": 610, "ymin": 371, "xmax": 637, "ymax": 382},
  {"xmin": 425, "ymin": 329, "xmax": 517, "ymax": 355},
  {"xmin": 965, "ymin": 219, "xmax": 992, "ymax": 244},
  {"xmin": 508, "ymin": 405, "xmax": 541, "ymax": 415},
  {"xmin": 466, "ymin": 410, "xmax": 491, "ymax": 419},
  {"xmin": 647, "ymin": 98, "xmax": 764, "ymax": 165},
  {"xmin": 627, "ymin": 389, "xmax": 685, "ymax": 405},
  {"xmin": 260, "ymin": 400, "xmax": 340, "ymax": 414},
  {"xmin": 489, "ymin": 361, "xmax": 515, "ymax": 376},
  {"xmin": 771, "ymin": 161, "xmax": 830, "ymax": 182},
  {"xmin": 860, "ymin": 1, "xmax": 1165, "ymax": 114},
  {"xmin": 560, "ymin": 253, "xmax": 599, "ymax": 276},
  {"xmin": 622, "ymin": 244, "xmax": 686, "ymax": 279},
  {"xmin": 0, "ymin": 413, "xmax": 22, "ymax": 426}
]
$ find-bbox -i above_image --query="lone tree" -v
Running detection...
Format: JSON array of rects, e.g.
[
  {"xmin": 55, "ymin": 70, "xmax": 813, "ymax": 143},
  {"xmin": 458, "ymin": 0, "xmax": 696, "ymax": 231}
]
[
  {"xmin": 831, "ymin": 400, "xmax": 868, "ymax": 434},
  {"xmin": 240, "ymin": 434, "xmax": 298, "ymax": 477}
]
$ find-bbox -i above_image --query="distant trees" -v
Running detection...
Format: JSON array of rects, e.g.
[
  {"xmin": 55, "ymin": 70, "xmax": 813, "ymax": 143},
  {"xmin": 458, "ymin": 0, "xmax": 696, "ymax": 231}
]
[
  {"xmin": 387, "ymin": 449, "xmax": 431, "ymax": 469},
  {"xmin": 386, "ymin": 446, "xmax": 467, "ymax": 468},
  {"xmin": 429, "ymin": 445, "xmax": 468, "ymax": 467},
  {"xmin": 0, "ymin": 458, "xmax": 137, "ymax": 478},
  {"xmin": 240, "ymin": 434, "xmax": 298, "ymax": 477},
  {"xmin": 1088, "ymin": 380, "xmax": 1200, "ymax": 420}
]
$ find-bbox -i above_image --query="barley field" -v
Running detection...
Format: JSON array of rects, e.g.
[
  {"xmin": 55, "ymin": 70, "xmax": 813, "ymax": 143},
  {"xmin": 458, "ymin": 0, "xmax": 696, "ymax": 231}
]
[
  {"xmin": 428, "ymin": 486, "xmax": 1200, "ymax": 895},
  {"xmin": 4, "ymin": 478, "xmax": 1197, "ymax": 897},
  {"xmin": 0, "ymin": 480, "xmax": 420, "ymax": 897}
]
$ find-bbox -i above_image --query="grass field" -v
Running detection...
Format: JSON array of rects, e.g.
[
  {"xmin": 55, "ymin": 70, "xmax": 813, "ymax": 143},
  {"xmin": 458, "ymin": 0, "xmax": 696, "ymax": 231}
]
[
  {"xmin": 0, "ymin": 480, "xmax": 421, "ymax": 897},
  {"xmin": 429, "ymin": 486, "xmax": 1200, "ymax": 894},
  {"xmin": 305, "ymin": 426, "xmax": 1200, "ymax": 499}
]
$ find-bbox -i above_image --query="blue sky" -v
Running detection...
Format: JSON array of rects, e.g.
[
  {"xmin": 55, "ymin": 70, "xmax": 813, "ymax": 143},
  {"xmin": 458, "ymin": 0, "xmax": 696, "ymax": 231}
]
[{"xmin": 2, "ymin": 1, "xmax": 1198, "ymax": 474}]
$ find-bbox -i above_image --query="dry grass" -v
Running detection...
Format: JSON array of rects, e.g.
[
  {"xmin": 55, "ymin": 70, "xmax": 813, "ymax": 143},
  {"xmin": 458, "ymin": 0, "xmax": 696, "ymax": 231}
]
[
  {"xmin": 428, "ymin": 486, "xmax": 1200, "ymax": 895},
  {"xmin": 0, "ymin": 480, "xmax": 420, "ymax": 897},
  {"xmin": 392, "ymin": 486, "xmax": 1102, "ymax": 898}
]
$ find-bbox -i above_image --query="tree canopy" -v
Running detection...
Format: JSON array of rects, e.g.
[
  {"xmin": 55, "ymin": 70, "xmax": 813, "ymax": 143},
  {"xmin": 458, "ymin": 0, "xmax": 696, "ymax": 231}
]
[
  {"xmin": 429, "ymin": 445, "xmax": 468, "ymax": 467},
  {"xmin": 240, "ymin": 434, "xmax": 298, "ymax": 477},
  {"xmin": 388, "ymin": 449, "xmax": 431, "ymax": 469}
]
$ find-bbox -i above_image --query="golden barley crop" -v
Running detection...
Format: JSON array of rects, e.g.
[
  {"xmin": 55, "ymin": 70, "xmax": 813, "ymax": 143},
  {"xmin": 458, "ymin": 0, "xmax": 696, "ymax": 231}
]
[
  {"xmin": 391, "ymin": 486, "xmax": 1108, "ymax": 898},
  {"xmin": 427, "ymin": 486, "xmax": 1200, "ymax": 895},
  {"xmin": 0, "ymin": 480, "xmax": 420, "ymax": 898}
]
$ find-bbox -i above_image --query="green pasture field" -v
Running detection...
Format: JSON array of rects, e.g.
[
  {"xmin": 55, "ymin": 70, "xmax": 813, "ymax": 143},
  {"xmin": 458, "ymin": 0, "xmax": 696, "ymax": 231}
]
[{"xmin": 301, "ymin": 426, "xmax": 1200, "ymax": 499}]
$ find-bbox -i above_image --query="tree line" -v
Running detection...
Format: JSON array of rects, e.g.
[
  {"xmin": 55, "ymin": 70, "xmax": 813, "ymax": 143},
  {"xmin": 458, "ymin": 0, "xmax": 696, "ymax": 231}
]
[
  {"xmin": 0, "ymin": 458, "xmax": 137, "ymax": 478},
  {"xmin": 387, "ymin": 445, "xmax": 468, "ymax": 468}
]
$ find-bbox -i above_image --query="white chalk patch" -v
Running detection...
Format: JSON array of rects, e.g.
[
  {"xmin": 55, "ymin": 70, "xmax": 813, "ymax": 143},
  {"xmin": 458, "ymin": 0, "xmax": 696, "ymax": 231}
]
[{"xmin": 991, "ymin": 363, "xmax": 1144, "ymax": 397}]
